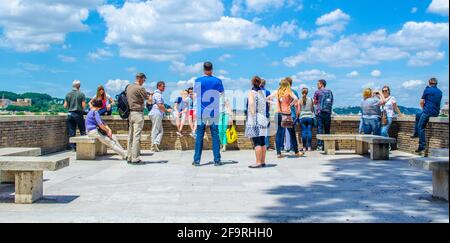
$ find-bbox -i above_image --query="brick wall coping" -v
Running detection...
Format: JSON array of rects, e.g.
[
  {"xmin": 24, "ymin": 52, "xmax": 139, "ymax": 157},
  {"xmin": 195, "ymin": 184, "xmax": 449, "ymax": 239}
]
[{"xmin": 0, "ymin": 115, "xmax": 448, "ymax": 124}]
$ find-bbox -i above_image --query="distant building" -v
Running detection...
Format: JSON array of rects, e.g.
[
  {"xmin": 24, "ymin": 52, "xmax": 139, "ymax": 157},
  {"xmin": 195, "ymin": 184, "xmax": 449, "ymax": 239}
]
[
  {"xmin": 0, "ymin": 99, "xmax": 12, "ymax": 108},
  {"xmin": 441, "ymin": 101, "xmax": 449, "ymax": 116},
  {"xmin": 12, "ymin": 98, "xmax": 32, "ymax": 107}
]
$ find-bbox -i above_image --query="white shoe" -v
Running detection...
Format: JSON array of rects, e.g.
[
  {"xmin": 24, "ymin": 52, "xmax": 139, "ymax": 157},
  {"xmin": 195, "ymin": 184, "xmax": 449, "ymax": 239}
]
[{"xmin": 176, "ymin": 132, "xmax": 183, "ymax": 137}]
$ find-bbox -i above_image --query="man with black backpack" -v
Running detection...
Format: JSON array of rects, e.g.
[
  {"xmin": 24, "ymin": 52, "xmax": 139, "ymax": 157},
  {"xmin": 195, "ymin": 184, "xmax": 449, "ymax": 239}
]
[
  {"xmin": 124, "ymin": 73, "xmax": 152, "ymax": 164},
  {"xmin": 314, "ymin": 79, "xmax": 334, "ymax": 151}
]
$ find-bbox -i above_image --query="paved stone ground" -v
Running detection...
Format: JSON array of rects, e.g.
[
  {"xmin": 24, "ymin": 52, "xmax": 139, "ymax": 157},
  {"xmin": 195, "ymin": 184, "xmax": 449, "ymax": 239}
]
[{"xmin": 0, "ymin": 150, "xmax": 448, "ymax": 223}]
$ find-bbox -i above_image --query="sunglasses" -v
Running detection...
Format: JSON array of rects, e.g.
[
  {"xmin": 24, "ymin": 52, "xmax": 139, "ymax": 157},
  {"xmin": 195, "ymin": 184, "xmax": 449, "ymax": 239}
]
[{"xmin": 382, "ymin": 90, "xmax": 389, "ymax": 92}]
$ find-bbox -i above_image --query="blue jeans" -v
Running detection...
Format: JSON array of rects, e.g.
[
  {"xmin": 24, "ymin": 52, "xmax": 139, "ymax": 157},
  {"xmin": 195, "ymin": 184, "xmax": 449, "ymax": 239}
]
[
  {"xmin": 98, "ymin": 107, "xmax": 112, "ymax": 116},
  {"xmin": 363, "ymin": 118, "xmax": 381, "ymax": 136},
  {"xmin": 67, "ymin": 111, "xmax": 86, "ymax": 150},
  {"xmin": 317, "ymin": 112, "xmax": 331, "ymax": 147},
  {"xmin": 414, "ymin": 112, "xmax": 432, "ymax": 151},
  {"xmin": 381, "ymin": 117, "xmax": 393, "ymax": 137},
  {"xmin": 300, "ymin": 117, "xmax": 314, "ymax": 148},
  {"xmin": 275, "ymin": 113, "xmax": 299, "ymax": 155},
  {"xmin": 193, "ymin": 122, "xmax": 221, "ymax": 163}
]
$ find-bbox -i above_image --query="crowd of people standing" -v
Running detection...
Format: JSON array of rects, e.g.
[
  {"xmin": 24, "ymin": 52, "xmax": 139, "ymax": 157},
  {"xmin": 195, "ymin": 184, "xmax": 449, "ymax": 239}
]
[{"xmin": 64, "ymin": 62, "xmax": 444, "ymax": 166}]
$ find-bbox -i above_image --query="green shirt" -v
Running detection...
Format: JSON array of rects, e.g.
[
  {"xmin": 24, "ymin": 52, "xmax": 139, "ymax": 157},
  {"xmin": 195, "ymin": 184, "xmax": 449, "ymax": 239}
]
[{"xmin": 65, "ymin": 89, "xmax": 86, "ymax": 112}]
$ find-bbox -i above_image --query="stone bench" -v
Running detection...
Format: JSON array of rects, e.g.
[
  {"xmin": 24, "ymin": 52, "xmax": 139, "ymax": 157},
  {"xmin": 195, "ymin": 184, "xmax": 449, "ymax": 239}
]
[
  {"xmin": 70, "ymin": 135, "xmax": 150, "ymax": 160},
  {"xmin": 70, "ymin": 136, "xmax": 108, "ymax": 160},
  {"xmin": 316, "ymin": 134, "xmax": 396, "ymax": 160},
  {"xmin": 0, "ymin": 147, "xmax": 42, "ymax": 184},
  {"xmin": 409, "ymin": 157, "xmax": 449, "ymax": 201},
  {"xmin": 0, "ymin": 156, "xmax": 70, "ymax": 203},
  {"xmin": 316, "ymin": 134, "xmax": 356, "ymax": 155},
  {"xmin": 355, "ymin": 135, "xmax": 396, "ymax": 160}
]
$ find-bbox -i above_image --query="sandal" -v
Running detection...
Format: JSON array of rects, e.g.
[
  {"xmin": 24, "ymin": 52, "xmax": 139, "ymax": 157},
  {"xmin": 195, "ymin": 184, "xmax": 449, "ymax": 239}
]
[{"xmin": 249, "ymin": 164, "xmax": 264, "ymax": 169}]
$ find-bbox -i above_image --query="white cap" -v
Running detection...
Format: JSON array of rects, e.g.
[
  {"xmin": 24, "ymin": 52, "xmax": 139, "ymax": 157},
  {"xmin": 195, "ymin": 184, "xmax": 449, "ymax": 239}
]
[{"xmin": 72, "ymin": 80, "xmax": 81, "ymax": 86}]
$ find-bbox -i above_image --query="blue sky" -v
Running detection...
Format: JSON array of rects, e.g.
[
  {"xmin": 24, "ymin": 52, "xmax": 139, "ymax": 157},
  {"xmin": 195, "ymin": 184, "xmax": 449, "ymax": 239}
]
[{"xmin": 0, "ymin": 0, "xmax": 448, "ymax": 109}]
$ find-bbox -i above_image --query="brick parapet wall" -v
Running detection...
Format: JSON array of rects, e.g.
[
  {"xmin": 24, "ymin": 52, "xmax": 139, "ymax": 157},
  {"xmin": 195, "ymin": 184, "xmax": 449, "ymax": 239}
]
[{"xmin": 0, "ymin": 115, "xmax": 448, "ymax": 155}]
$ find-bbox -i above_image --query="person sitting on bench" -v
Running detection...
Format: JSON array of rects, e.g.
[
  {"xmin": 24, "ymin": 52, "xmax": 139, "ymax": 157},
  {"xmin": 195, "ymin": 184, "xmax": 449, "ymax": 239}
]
[{"xmin": 86, "ymin": 98, "xmax": 127, "ymax": 160}]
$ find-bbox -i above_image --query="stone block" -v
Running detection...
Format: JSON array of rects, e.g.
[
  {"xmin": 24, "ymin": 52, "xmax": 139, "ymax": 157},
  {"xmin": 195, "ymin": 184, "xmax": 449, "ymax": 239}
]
[
  {"xmin": 14, "ymin": 171, "xmax": 43, "ymax": 204},
  {"xmin": 432, "ymin": 169, "xmax": 449, "ymax": 201}
]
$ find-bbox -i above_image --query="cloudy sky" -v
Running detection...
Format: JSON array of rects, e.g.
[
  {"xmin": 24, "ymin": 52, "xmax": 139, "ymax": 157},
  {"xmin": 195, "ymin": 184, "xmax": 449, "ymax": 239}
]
[{"xmin": 0, "ymin": 0, "xmax": 448, "ymax": 108}]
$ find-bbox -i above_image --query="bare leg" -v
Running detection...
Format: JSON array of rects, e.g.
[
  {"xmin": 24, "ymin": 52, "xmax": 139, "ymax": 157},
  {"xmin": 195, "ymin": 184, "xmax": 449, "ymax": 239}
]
[{"xmin": 261, "ymin": 146, "xmax": 266, "ymax": 164}]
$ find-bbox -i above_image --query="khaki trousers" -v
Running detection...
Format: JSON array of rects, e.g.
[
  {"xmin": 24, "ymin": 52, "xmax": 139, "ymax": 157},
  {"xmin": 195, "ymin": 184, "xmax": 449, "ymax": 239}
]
[{"xmin": 127, "ymin": 111, "xmax": 144, "ymax": 162}]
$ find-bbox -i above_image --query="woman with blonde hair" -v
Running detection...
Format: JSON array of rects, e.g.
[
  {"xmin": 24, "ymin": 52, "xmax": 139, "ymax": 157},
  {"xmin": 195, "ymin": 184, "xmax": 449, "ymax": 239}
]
[
  {"xmin": 380, "ymin": 85, "xmax": 403, "ymax": 138},
  {"xmin": 361, "ymin": 88, "xmax": 386, "ymax": 135},
  {"xmin": 267, "ymin": 79, "xmax": 303, "ymax": 158}
]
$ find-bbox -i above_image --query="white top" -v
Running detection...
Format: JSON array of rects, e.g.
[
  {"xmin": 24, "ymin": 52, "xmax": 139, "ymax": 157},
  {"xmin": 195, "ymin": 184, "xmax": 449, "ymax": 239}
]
[
  {"xmin": 245, "ymin": 90, "xmax": 269, "ymax": 138},
  {"xmin": 149, "ymin": 90, "xmax": 165, "ymax": 117},
  {"xmin": 383, "ymin": 96, "xmax": 397, "ymax": 118}
]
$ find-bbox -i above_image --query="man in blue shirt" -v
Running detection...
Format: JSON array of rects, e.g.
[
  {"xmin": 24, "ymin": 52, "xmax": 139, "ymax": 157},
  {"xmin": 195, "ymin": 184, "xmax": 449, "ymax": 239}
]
[
  {"xmin": 412, "ymin": 78, "xmax": 443, "ymax": 155},
  {"xmin": 193, "ymin": 62, "xmax": 225, "ymax": 166}
]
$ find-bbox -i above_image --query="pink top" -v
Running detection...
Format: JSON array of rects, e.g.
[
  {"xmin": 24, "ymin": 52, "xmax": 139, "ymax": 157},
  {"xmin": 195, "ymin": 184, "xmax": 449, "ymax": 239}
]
[{"xmin": 278, "ymin": 93, "xmax": 292, "ymax": 114}]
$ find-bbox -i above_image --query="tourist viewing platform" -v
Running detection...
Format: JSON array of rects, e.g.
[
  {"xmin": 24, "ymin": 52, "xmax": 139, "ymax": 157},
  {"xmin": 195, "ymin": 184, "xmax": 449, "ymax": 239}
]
[{"xmin": 0, "ymin": 115, "xmax": 448, "ymax": 222}]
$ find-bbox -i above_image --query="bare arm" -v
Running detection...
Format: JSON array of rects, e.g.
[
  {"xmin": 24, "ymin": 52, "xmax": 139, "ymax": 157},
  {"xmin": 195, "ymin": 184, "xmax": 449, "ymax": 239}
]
[
  {"xmin": 63, "ymin": 101, "xmax": 68, "ymax": 109},
  {"xmin": 248, "ymin": 91, "xmax": 255, "ymax": 115},
  {"xmin": 420, "ymin": 99, "xmax": 425, "ymax": 109},
  {"xmin": 82, "ymin": 101, "xmax": 86, "ymax": 109},
  {"xmin": 393, "ymin": 102, "xmax": 403, "ymax": 117}
]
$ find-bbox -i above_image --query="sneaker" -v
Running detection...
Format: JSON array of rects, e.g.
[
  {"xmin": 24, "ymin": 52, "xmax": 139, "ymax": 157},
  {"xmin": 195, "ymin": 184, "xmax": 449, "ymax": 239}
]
[
  {"xmin": 192, "ymin": 162, "xmax": 200, "ymax": 167},
  {"xmin": 415, "ymin": 149, "xmax": 425, "ymax": 155},
  {"xmin": 176, "ymin": 132, "xmax": 183, "ymax": 137},
  {"xmin": 214, "ymin": 161, "xmax": 224, "ymax": 166},
  {"xmin": 277, "ymin": 154, "xmax": 285, "ymax": 159},
  {"xmin": 410, "ymin": 134, "xmax": 418, "ymax": 139},
  {"xmin": 153, "ymin": 144, "xmax": 160, "ymax": 152}
]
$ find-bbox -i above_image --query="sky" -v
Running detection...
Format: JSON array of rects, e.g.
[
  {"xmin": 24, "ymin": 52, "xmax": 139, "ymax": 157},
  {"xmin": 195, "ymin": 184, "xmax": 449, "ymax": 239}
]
[{"xmin": 0, "ymin": 0, "xmax": 448, "ymax": 109}]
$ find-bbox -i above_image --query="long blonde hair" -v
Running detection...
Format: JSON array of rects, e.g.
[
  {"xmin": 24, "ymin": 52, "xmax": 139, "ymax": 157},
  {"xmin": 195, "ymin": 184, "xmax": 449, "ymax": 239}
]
[{"xmin": 277, "ymin": 79, "xmax": 292, "ymax": 100}]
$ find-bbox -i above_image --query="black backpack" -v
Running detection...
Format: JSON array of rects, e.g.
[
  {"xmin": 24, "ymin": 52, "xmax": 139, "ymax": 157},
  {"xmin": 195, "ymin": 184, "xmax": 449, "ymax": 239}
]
[{"xmin": 116, "ymin": 85, "xmax": 130, "ymax": 120}]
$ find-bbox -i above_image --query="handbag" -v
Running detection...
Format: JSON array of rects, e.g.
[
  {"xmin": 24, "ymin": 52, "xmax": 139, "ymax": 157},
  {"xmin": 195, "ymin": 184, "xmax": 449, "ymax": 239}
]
[
  {"xmin": 226, "ymin": 124, "xmax": 238, "ymax": 144},
  {"xmin": 381, "ymin": 97, "xmax": 391, "ymax": 126}
]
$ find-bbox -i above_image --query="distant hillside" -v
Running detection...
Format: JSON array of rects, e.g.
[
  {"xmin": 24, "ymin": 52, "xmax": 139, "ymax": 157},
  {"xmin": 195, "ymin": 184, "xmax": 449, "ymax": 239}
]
[
  {"xmin": 0, "ymin": 91, "xmax": 65, "ymax": 113},
  {"xmin": 333, "ymin": 106, "xmax": 422, "ymax": 115}
]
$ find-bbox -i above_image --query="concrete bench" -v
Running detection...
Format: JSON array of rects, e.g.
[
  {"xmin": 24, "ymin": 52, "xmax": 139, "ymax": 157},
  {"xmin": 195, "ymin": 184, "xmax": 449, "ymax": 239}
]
[
  {"xmin": 0, "ymin": 156, "xmax": 70, "ymax": 203},
  {"xmin": 0, "ymin": 147, "xmax": 42, "ymax": 184},
  {"xmin": 70, "ymin": 136, "xmax": 108, "ymax": 160},
  {"xmin": 409, "ymin": 157, "xmax": 449, "ymax": 201},
  {"xmin": 70, "ymin": 135, "xmax": 151, "ymax": 160},
  {"xmin": 355, "ymin": 135, "xmax": 396, "ymax": 160},
  {"xmin": 316, "ymin": 134, "xmax": 396, "ymax": 160},
  {"xmin": 316, "ymin": 134, "xmax": 356, "ymax": 155}
]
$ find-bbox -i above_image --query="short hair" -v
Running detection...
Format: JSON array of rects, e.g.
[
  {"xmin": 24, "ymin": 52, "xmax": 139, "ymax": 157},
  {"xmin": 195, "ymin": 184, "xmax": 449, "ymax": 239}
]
[
  {"xmin": 72, "ymin": 80, "xmax": 81, "ymax": 88},
  {"xmin": 251, "ymin": 76, "xmax": 262, "ymax": 89},
  {"xmin": 187, "ymin": 87, "xmax": 193, "ymax": 92},
  {"xmin": 157, "ymin": 81, "xmax": 165, "ymax": 88},
  {"xmin": 363, "ymin": 88, "xmax": 373, "ymax": 100},
  {"xmin": 318, "ymin": 79, "xmax": 327, "ymax": 87},
  {"xmin": 260, "ymin": 79, "xmax": 266, "ymax": 87},
  {"xmin": 203, "ymin": 62, "xmax": 213, "ymax": 71},
  {"xmin": 429, "ymin": 78, "xmax": 438, "ymax": 85},
  {"xmin": 92, "ymin": 98, "xmax": 103, "ymax": 108},
  {"xmin": 136, "ymin": 73, "xmax": 147, "ymax": 79}
]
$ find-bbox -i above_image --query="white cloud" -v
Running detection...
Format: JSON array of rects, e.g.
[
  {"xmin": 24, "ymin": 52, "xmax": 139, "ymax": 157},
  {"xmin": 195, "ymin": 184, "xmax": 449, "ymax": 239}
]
[
  {"xmin": 0, "ymin": 0, "xmax": 102, "ymax": 52},
  {"xmin": 177, "ymin": 77, "xmax": 196, "ymax": 88},
  {"xmin": 402, "ymin": 80, "xmax": 424, "ymax": 89},
  {"xmin": 170, "ymin": 61, "xmax": 204, "ymax": 75},
  {"xmin": 88, "ymin": 48, "xmax": 113, "ymax": 60},
  {"xmin": 126, "ymin": 67, "xmax": 137, "ymax": 73},
  {"xmin": 98, "ymin": 0, "xmax": 293, "ymax": 61},
  {"xmin": 411, "ymin": 7, "xmax": 418, "ymax": 14},
  {"xmin": 283, "ymin": 21, "xmax": 449, "ymax": 68},
  {"xmin": 218, "ymin": 70, "xmax": 229, "ymax": 75},
  {"xmin": 218, "ymin": 54, "xmax": 232, "ymax": 62},
  {"xmin": 427, "ymin": 0, "xmax": 449, "ymax": 16},
  {"xmin": 315, "ymin": 9, "xmax": 350, "ymax": 38},
  {"xmin": 105, "ymin": 79, "xmax": 130, "ymax": 94},
  {"xmin": 408, "ymin": 51, "xmax": 445, "ymax": 67},
  {"xmin": 58, "ymin": 55, "xmax": 77, "ymax": 63},
  {"xmin": 17, "ymin": 62, "xmax": 44, "ymax": 72},
  {"xmin": 293, "ymin": 69, "xmax": 336, "ymax": 81},
  {"xmin": 346, "ymin": 71, "xmax": 359, "ymax": 78},
  {"xmin": 232, "ymin": 0, "xmax": 303, "ymax": 14},
  {"xmin": 371, "ymin": 70, "xmax": 382, "ymax": 77},
  {"xmin": 278, "ymin": 40, "xmax": 291, "ymax": 48}
]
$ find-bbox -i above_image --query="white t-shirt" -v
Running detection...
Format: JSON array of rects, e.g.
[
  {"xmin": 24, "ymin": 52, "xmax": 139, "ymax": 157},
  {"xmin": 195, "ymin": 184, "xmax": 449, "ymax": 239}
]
[{"xmin": 383, "ymin": 96, "xmax": 397, "ymax": 118}]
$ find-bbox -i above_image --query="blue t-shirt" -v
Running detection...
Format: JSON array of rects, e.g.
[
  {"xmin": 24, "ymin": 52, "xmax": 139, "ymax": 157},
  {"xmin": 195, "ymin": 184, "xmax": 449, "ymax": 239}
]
[
  {"xmin": 291, "ymin": 90, "xmax": 299, "ymax": 119},
  {"xmin": 194, "ymin": 75, "xmax": 224, "ymax": 121},
  {"xmin": 361, "ymin": 97, "xmax": 382, "ymax": 119},
  {"xmin": 422, "ymin": 86, "xmax": 442, "ymax": 116},
  {"xmin": 86, "ymin": 110, "xmax": 104, "ymax": 132}
]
